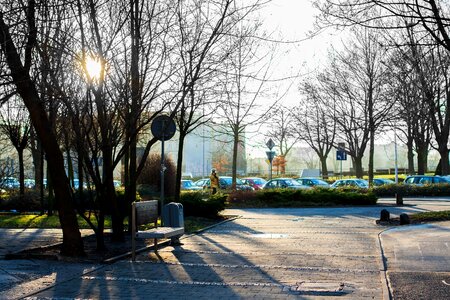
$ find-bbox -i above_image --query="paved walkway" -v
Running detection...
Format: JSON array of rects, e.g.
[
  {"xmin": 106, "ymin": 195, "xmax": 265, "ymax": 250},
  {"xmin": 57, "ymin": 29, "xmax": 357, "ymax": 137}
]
[
  {"xmin": 381, "ymin": 221, "xmax": 450, "ymax": 299},
  {"xmin": 0, "ymin": 200, "xmax": 449, "ymax": 299},
  {"xmin": 12, "ymin": 207, "xmax": 387, "ymax": 299}
]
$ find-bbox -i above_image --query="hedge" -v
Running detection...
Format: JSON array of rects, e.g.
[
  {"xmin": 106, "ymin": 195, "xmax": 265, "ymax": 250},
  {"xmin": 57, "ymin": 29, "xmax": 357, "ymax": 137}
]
[
  {"xmin": 373, "ymin": 183, "xmax": 450, "ymax": 197},
  {"xmin": 179, "ymin": 191, "xmax": 227, "ymax": 218},
  {"xmin": 228, "ymin": 188, "xmax": 378, "ymax": 208}
]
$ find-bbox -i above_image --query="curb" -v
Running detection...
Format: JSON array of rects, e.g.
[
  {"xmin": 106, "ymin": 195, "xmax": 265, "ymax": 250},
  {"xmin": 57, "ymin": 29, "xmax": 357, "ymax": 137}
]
[{"xmin": 377, "ymin": 228, "xmax": 393, "ymax": 300}]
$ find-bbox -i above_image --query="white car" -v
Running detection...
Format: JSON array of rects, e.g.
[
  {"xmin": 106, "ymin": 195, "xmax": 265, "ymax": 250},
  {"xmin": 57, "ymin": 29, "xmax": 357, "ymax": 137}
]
[
  {"xmin": 331, "ymin": 179, "xmax": 369, "ymax": 188},
  {"xmin": 181, "ymin": 179, "xmax": 202, "ymax": 190},
  {"xmin": 263, "ymin": 178, "xmax": 311, "ymax": 190}
]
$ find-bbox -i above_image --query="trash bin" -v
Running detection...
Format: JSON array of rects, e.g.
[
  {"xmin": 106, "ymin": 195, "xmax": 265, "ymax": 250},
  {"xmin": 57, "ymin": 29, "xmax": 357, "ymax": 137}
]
[
  {"xmin": 162, "ymin": 202, "xmax": 184, "ymax": 244},
  {"xmin": 162, "ymin": 202, "xmax": 184, "ymax": 227}
]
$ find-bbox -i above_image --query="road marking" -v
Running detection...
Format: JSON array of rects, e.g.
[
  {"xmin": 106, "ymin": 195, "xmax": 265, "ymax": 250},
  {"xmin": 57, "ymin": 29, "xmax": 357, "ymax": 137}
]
[
  {"xmin": 82, "ymin": 276, "xmax": 284, "ymax": 287},
  {"xmin": 81, "ymin": 276, "xmax": 350, "ymax": 295},
  {"xmin": 132, "ymin": 261, "xmax": 378, "ymax": 274}
]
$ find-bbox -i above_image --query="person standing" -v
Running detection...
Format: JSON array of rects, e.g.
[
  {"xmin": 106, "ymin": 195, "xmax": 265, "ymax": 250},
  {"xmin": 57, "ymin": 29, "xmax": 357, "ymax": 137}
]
[{"xmin": 210, "ymin": 169, "xmax": 219, "ymax": 194}]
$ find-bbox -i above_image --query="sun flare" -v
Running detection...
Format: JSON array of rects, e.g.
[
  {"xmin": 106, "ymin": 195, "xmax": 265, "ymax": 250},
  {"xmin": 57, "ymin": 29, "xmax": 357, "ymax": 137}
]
[{"xmin": 85, "ymin": 56, "xmax": 103, "ymax": 81}]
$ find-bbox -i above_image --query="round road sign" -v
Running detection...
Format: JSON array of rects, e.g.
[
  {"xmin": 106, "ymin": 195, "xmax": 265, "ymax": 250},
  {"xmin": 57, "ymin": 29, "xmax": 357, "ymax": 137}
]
[{"xmin": 151, "ymin": 115, "xmax": 176, "ymax": 141}]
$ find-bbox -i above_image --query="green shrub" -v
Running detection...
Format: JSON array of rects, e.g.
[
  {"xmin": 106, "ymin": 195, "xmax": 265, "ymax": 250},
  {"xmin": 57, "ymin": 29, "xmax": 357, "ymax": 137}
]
[
  {"xmin": 227, "ymin": 190, "xmax": 261, "ymax": 207},
  {"xmin": 179, "ymin": 191, "xmax": 226, "ymax": 218},
  {"xmin": 227, "ymin": 188, "xmax": 378, "ymax": 208},
  {"xmin": 0, "ymin": 191, "xmax": 44, "ymax": 212},
  {"xmin": 373, "ymin": 183, "xmax": 450, "ymax": 197}
]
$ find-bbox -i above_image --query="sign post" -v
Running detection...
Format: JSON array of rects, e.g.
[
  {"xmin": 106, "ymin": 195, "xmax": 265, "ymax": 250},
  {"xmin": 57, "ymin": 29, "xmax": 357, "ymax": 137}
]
[
  {"xmin": 151, "ymin": 115, "xmax": 176, "ymax": 214},
  {"xmin": 336, "ymin": 142, "xmax": 347, "ymax": 179},
  {"xmin": 266, "ymin": 150, "xmax": 276, "ymax": 180},
  {"xmin": 266, "ymin": 139, "xmax": 276, "ymax": 180}
]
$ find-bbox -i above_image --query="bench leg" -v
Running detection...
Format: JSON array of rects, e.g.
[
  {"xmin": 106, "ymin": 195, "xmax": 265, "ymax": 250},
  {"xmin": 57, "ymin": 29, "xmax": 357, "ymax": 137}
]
[
  {"xmin": 132, "ymin": 236, "xmax": 136, "ymax": 261},
  {"xmin": 154, "ymin": 238, "xmax": 158, "ymax": 252}
]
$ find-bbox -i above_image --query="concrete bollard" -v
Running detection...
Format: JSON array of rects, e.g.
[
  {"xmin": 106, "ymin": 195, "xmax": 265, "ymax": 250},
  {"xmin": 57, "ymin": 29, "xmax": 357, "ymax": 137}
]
[
  {"xmin": 399, "ymin": 213, "xmax": 410, "ymax": 225},
  {"xmin": 380, "ymin": 209, "xmax": 390, "ymax": 222},
  {"xmin": 395, "ymin": 193, "xmax": 403, "ymax": 206}
]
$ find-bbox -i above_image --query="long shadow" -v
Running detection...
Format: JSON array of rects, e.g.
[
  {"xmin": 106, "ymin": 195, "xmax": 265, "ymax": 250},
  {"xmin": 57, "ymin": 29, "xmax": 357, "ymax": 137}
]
[
  {"xmin": 122, "ymin": 206, "xmax": 388, "ymax": 298},
  {"xmin": 11, "ymin": 200, "xmax": 448, "ymax": 299}
]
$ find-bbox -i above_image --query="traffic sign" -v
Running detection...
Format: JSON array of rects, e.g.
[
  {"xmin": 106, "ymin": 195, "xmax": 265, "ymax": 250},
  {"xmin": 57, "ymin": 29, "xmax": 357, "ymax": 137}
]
[
  {"xmin": 266, "ymin": 150, "xmax": 276, "ymax": 163},
  {"xmin": 266, "ymin": 138, "xmax": 275, "ymax": 150},
  {"xmin": 151, "ymin": 115, "xmax": 176, "ymax": 141},
  {"xmin": 336, "ymin": 150, "xmax": 347, "ymax": 161}
]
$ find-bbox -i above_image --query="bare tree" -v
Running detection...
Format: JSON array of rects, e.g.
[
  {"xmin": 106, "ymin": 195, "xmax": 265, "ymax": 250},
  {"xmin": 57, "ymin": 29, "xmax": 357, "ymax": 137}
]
[
  {"xmin": 316, "ymin": 29, "xmax": 395, "ymax": 180},
  {"xmin": 171, "ymin": 0, "xmax": 238, "ymax": 200},
  {"xmin": 215, "ymin": 11, "xmax": 283, "ymax": 188},
  {"xmin": 316, "ymin": 1, "xmax": 450, "ymax": 51},
  {"xmin": 0, "ymin": 1, "xmax": 84, "ymax": 256},
  {"xmin": 292, "ymin": 87, "xmax": 336, "ymax": 179},
  {"xmin": 0, "ymin": 98, "xmax": 31, "ymax": 196},
  {"xmin": 317, "ymin": 1, "xmax": 450, "ymax": 175},
  {"xmin": 266, "ymin": 105, "xmax": 299, "ymax": 174}
]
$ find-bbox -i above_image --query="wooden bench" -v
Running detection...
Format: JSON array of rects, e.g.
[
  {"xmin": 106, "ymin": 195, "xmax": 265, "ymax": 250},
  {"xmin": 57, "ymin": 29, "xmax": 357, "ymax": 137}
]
[{"xmin": 131, "ymin": 200, "xmax": 184, "ymax": 261}]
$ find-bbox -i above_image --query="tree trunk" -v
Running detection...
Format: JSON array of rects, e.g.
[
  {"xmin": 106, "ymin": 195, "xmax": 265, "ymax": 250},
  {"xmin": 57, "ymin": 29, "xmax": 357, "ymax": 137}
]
[
  {"xmin": 416, "ymin": 145, "xmax": 428, "ymax": 175},
  {"xmin": 76, "ymin": 148, "xmax": 85, "ymax": 211},
  {"xmin": 320, "ymin": 156, "xmax": 329, "ymax": 179},
  {"xmin": 438, "ymin": 148, "xmax": 450, "ymax": 175},
  {"xmin": 125, "ymin": 133, "xmax": 137, "ymax": 233},
  {"xmin": 124, "ymin": 0, "xmax": 140, "ymax": 233},
  {"xmin": 231, "ymin": 128, "xmax": 239, "ymax": 190},
  {"xmin": 18, "ymin": 148, "xmax": 25, "ymax": 196},
  {"xmin": 175, "ymin": 132, "xmax": 186, "ymax": 201},
  {"xmin": 103, "ymin": 149, "xmax": 124, "ymax": 242},
  {"xmin": 0, "ymin": 13, "xmax": 84, "ymax": 256},
  {"xmin": 368, "ymin": 131, "xmax": 375, "ymax": 185},
  {"xmin": 353, "ymin": 156, "xmax": 364, "ymax": 178},
  {"xmin": 407, "ymin": 138, "xmax": 415, "ymax": 174},
  {"xmin": 46, "ymin": 166, "xmax": 54, "ymax": 216}
]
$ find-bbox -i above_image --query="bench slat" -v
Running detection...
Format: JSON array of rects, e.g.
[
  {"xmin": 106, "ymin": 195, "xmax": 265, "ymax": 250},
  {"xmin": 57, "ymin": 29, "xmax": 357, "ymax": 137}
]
[
  {"xmin": 134, "ymin": 200, "xmax": 158, "ymax": 225},
  {"xmin": 136, "ymin": 227, "xmax": 184, "ymax": 239}
]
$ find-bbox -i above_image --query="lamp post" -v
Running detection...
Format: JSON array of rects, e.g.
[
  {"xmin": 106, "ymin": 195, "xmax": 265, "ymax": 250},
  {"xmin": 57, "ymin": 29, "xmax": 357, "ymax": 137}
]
[{"xmin": 394, "ymin": 125, "xmax": 398, "ymax": 184}]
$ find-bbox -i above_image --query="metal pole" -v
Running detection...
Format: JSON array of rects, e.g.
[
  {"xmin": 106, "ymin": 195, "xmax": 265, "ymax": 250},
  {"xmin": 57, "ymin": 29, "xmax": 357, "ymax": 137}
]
[
  {"xmin": 340, "ymin": 160, "xmax": 343, "ymax": 179},
  {"xmin": 394, "ymin": 126, "xmax": 398, "ymax": 184},
  {"xmin": 161, "ymin": 136, "xmax": 165, "ymax": 209},
  {"xmin": 160, "ymin": 118, "xmax": 166, "ymax": 220},
  {"xmin": 270, "ymin": 161, "xmax": 273, "ymax": 180}
]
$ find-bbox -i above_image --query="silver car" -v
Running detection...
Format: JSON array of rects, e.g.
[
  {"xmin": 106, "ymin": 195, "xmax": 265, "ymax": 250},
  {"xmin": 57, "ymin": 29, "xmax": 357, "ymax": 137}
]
[
  {"xmin": 331, "ymin": 179, "xmax": 369, "ymax": 188},
  {"xmin": 404, "ymin": 175, "xmax": 450, "ymax": 185},
  {"xmin": 263, "ymin": 178, "xmax": 311, "ymax": 190}
]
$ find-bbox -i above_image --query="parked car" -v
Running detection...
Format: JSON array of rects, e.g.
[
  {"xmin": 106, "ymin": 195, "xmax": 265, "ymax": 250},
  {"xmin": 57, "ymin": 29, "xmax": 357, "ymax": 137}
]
[
  {"xmin": 24, "ymin": 179, "xmax": 35, "ymax": 189},
  {"xmin": 372, "ymin": 178, "xmax": 395, "ymax": 186},
  {"xmin": 71, "ymin": 178, "xmax": 93, "ymax": 189},
  {"xmin": 194, "ymin": 177, "xmax": 254, "ymax": 191},
  {"xmin": 181, "ymin": 179, "xmax": 202, "ymax": 190},
  {"xmin": 331, "ymin": 179, "xmax": 369, "ymax": 188},
  {"xmin": 193, "ymin": 178, "xmax": 210, "ymax": 189},
  {"xmin": 404, "ymin": 175, "xmax": 450, "ymax": 185},
  {"xmin": 113, "ymin": 180, "xmax": 122, "ymax": 188},
  {"xmin": 295, "ymin": 177, "xmax": 330, "ymax": 187},
  {"xmin": 263, "ymin": 178, "xmax": 311, "ymax": 190},
  {"xmin": 241, "ymin": 177, "xmax": 267, "ymax": 190},
  {"xmin": 0, "ymin": 177, "xmax": 19, "ymax": 189}
]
